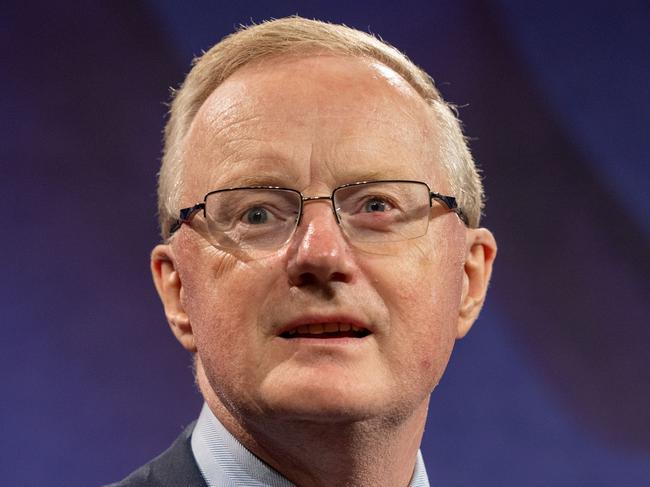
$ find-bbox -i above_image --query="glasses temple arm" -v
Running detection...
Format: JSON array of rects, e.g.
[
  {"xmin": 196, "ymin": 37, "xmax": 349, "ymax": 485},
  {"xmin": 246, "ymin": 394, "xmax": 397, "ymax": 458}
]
[
  {"xmin": 430, "ymin": 192, "xmax": 469, "ymax": 226},
  {"xmin": 168, "ymin": 203, "xmax": 205, "ymax": 235}
]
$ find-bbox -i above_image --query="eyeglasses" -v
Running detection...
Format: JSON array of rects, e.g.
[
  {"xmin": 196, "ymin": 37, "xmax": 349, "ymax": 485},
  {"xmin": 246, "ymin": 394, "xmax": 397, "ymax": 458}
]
[{"xmin": 169, "ymin": 180, "xmax": 467, "ymax": 256}]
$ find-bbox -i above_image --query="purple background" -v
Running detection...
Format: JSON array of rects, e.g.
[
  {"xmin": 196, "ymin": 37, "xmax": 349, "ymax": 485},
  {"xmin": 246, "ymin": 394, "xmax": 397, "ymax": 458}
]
[{"xmin": 3, "ymin": 1, "xmax": 649, "ymax": 485}]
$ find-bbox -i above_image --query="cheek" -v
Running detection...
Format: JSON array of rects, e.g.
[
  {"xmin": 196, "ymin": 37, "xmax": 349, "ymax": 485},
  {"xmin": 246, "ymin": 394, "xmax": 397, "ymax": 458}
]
[
  {"xmin": 365, "ymin": 230, "xmax": 465, "ymax": 381},
  {"xmin": 176, "ymin": 244, "xmax": 276, "ymax": 408},
  {"xmin": 175, "ymin": 234, "xmax": 266, "ymax": 361},
  {"xmin": 374, "ymin": 239, "xmax": 464, "ymax": 321}
]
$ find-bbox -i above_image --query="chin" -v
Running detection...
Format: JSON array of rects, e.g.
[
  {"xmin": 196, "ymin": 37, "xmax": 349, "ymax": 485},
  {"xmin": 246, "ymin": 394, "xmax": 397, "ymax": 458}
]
[{"xmin": 257, "ymin": 380, "xmax": 391, "ymax": 424}]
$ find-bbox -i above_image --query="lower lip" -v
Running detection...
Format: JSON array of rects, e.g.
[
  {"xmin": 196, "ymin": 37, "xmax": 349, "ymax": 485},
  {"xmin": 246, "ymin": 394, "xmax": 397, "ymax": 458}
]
[{"xmin": 276, "ymin": 335, "xmax": 371, "ymax": 347}]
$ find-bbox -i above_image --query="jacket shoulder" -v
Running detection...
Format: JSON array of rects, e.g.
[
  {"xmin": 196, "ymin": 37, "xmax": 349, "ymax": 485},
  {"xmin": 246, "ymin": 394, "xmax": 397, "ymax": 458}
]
[{"xmin": 105, "ymin": 422, "xmax": 206, "ymax": 487}]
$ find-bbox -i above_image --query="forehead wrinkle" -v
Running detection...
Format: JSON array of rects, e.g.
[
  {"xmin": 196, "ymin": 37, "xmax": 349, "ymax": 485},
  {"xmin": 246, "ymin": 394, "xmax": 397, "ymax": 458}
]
[
  {"xmin": 302, "ymin": 105, "xmax": 434, "ymax": 188},
  {"xmin": 196, "ymin": 77, "xmax": 263, "ymax": 130},
  {"xmin": 196, "ymin": 100, "xmax": 314, "ymax": 163},
  {"xmin": 218, "ymin": 136, "xmax": 278, "ymax": 162},
  {"xmin": 210, "ymin": 156, "xmax": 303, "ymax": 187},
  {"xmin": 309, "ymin": 120, "xmax": 435, "ymax": 184},
  {"xmin": 217, "ymin": 133, "xmax": 311, "ymax": 172},
  {"xmin": 189, "ymin": 113, "xmax": 310, "ymax": 191},
  {"xmin": 203, "ymin": 113, "xmax": 266, "ymax": 140}
]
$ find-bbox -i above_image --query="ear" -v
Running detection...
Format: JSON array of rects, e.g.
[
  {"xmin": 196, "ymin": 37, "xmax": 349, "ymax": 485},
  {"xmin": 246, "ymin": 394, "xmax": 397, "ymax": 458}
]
[
  {"xmin": 457, "ymin": 228, "xmax": 497, "ymax": 339},
  {"xmin": 151, "ymin": 244, "xmax": 196, "ymax": 352}
]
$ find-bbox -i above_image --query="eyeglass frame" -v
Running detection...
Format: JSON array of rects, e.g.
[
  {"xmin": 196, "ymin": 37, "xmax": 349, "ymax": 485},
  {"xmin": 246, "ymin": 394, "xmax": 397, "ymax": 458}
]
[{"xmin": 168, "ymin": 179, "xmax": 469, "ymax": 240}]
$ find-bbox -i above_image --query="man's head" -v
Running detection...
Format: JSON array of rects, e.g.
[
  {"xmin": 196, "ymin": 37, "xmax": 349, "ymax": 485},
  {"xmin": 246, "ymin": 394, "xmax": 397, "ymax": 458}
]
[{"xmin": 151, "ymin": 17, "xmax": 495, "ymax": 433}]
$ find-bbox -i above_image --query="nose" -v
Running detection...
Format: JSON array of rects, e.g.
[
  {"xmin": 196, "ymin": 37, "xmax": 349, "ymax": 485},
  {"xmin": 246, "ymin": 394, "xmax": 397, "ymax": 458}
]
[{"xmin": 286, "ymin": 200, "xmax": 354, "ymax": 287}]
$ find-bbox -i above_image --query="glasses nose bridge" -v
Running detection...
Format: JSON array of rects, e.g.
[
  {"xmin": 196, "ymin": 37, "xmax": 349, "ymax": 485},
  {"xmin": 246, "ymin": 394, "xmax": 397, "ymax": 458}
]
[{"xmin": 297, "ymin": 194, "xmax": 339, "ymax": 225}]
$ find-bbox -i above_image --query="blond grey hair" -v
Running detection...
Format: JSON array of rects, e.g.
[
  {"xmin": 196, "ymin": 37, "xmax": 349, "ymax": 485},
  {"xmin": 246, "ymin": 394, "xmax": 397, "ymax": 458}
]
[{"xmin": 158, "ymin": 16, "xmax": 484, "ymax": 239}]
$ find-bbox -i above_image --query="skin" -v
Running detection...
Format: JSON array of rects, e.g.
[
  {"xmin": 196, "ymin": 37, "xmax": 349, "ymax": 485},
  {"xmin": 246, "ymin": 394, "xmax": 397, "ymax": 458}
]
[{"xmin": 151, "ymin": 54, "xmax": 496, "ymax": 487}]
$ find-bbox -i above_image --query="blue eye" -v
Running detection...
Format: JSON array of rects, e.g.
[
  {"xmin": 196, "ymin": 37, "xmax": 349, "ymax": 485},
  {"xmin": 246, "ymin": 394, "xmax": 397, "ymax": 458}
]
[
  {"xmin": 363, "ymin": 198, "xmax": 388, "ymax": 212},
  {"xmin": 245, "ymin": 207, "xmax": 269, "ymax": 224}
]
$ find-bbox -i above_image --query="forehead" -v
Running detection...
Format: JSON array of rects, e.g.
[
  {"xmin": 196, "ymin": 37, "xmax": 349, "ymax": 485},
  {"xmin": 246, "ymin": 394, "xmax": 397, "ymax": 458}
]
[{"xmin": 181, "ymin": 55, "xmax": 446, "ymax": 199}]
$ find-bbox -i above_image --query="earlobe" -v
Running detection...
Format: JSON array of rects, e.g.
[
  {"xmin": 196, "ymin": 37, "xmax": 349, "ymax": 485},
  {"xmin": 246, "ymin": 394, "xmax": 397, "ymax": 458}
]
[
  {"xmin": 151, "ymin": 244, "xmax": 196, "ymax": 352},
  {"xmin": 457, "ymin": 228, "xmax": 497, "ymax": 339}
]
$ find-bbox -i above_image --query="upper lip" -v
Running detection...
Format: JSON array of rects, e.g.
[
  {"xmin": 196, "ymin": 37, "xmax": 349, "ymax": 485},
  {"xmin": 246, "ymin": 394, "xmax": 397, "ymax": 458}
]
[{"xmin": 276, "ymin": 313, "xmax": 374, "ymax": 336}]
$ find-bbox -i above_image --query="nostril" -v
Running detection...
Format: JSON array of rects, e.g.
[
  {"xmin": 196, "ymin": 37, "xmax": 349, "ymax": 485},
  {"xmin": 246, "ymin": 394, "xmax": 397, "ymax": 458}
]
[
  {"xmin": 291, "ymin": 271, "xmax": 349, "ymax": 287},
  {"xmin": 329, "ymin": 271, "xmax": 349, "ymax": 283},
  {"xmin": 294, "ymin": 272, "xmax": 318, "ymax": 287}
]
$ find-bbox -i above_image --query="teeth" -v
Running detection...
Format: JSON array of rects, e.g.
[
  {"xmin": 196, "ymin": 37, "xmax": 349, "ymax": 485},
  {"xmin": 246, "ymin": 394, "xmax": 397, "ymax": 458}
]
[
  {"xmin": 324, "ymin": 323, "xmax": 339, "ymax": 333},
  {"xmin": 308, "ymin": 323, "xmax": 324, "ymax": 334},
  {"xmin": 285, "ymin": 322, "xmax": 365, "ymax": 336}
]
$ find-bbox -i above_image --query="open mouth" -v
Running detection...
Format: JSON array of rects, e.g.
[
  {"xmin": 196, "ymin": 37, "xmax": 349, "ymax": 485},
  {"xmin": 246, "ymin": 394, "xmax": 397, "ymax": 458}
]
[{"xmin": 280, "ymin": 322, "xmax": 371, "ymax": 339}]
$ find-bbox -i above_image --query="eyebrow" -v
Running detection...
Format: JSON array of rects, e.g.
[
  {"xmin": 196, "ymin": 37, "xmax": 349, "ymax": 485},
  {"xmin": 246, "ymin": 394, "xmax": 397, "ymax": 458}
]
[
  {"xmin": 222, "ymin": 173, "xmax": 294, "ymax": 188},
  {"xmin": 337, "ymin": 169, "xmax": 387, "ymax": 182}
]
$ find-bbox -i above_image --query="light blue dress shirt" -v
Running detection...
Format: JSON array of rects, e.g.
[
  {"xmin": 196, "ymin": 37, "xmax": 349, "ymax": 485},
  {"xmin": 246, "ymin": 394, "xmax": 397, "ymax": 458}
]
[{"xmin": 191, "ymin": 403, "xmax": 431, "ymax": 487}]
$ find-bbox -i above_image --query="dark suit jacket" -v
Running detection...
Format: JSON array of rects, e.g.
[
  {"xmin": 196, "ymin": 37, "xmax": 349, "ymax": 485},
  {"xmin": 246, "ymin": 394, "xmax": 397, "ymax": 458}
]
[{"xmin": 106, "ymin": 422, "xmax": 207, "ymax": 487}]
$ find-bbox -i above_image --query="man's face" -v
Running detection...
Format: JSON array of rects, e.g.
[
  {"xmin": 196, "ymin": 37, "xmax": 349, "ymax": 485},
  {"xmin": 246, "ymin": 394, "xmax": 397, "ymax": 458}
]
[{"xmin": 164, "ymin": 55, "xmax": 471, "ymax": 424}]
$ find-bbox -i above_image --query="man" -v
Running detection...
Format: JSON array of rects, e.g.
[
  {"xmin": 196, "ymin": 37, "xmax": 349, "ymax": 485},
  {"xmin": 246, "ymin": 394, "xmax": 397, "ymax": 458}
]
[{"xmin": 111, "ymin": 16, "xmax": 496, "ymax": 487}]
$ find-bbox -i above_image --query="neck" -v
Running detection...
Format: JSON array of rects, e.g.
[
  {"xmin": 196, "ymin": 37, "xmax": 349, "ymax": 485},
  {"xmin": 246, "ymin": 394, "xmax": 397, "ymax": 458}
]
[{"xmin": 204, "ymin": 392, "xmax": 428, "ymax": 487}]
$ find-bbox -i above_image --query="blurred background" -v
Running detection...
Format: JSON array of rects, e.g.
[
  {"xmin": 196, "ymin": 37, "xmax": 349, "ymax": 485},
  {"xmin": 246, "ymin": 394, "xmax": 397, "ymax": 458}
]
[{"xmin": 2, "ymin": 1, "xmax": 648, "ymax": 485}]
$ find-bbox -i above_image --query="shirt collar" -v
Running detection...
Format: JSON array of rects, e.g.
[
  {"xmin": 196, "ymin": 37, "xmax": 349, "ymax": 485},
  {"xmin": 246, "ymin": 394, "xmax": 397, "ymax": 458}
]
[{"xmin": 191, "ymin": 402, "xmax": 431, "ymax": 487}]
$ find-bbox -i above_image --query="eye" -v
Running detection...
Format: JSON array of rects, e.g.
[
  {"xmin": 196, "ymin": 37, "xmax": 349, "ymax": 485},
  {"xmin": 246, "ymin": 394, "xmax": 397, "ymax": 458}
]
[
  {"xmin": 244, "ymin": 206, "xmax": 270, "ymax": 224},
  {"xmin": 358, "ymin": 195, "xmax": 399, "ymax": 214},
  {"xmin": 363, "ymin": 198, "xmax": 389, "ymax": 212}
]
